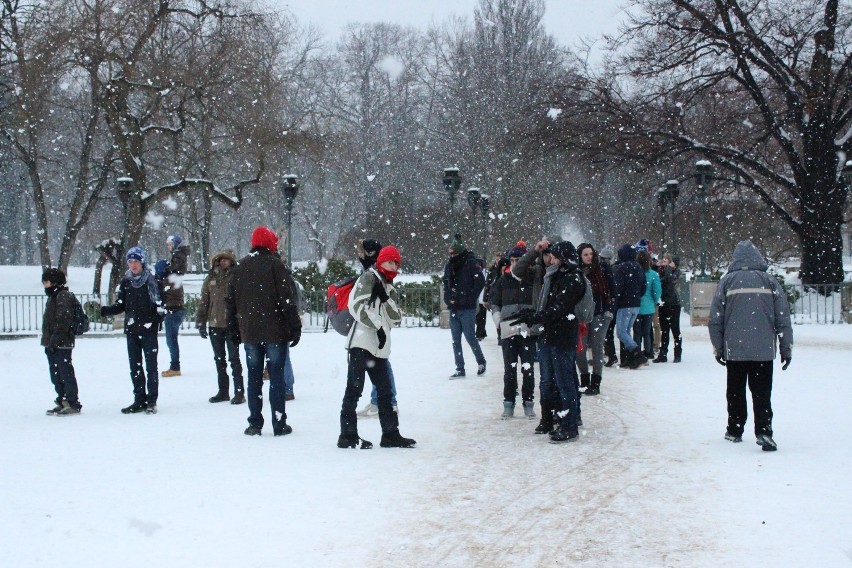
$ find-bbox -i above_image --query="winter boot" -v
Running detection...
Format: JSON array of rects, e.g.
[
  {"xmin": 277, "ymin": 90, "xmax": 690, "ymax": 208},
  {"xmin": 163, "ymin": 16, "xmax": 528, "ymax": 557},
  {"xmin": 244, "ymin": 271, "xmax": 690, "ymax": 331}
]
[
  {"xmin": 338, "ymin": 434, "xmax": 373, "ymax": 449},
  {"xmin": 230, "ymin": 393, "xmax": 246, "ymax": 405},
  {"xmin": 756, "ymin": 434, "xmax": 777, "ymax": 452},
  {"xmin": 477, "ymin": 364, "xmax": 487, "ymax": 376},
  {"xmin": 145, "ymin": 403, "xmax": 158, "ymax": 415},
  {"xmin": 587, "ymin": 374, "xmax": 602, "ymax": 396},
  {"xmin": 724, "ymin": 431, "xmax": 743, "ymax": 443},
  {"xmin": 549, "ymin": 422, "xmax": 579, "ymax": 444},
  {"xmin": 673, "ymin": 348, "xmax": 682, "ymax": 363},
  {"xmin": 244, "ymin": 425, "xmax": 262, "ymax": 436},
  {"xmin": 534, "ymin": 401, "xmax": 555, "ymax": 434},
  {"xmin": 653, "ymin": 354, "xmax": 668, "ymax": 363},
  {"xmin": 273, "ymin": 425, "xmax": 293, "ymax": 436},
  {"xmin": 604, "ymin": 355, "xmax": 617, "ymax": 368},
  {"xmin": 47, "ymin": 400, "xmax": 68, "ymax": 416},
  {"xmin": 209, "ymin": 392, "xmax": 230, "ymax": 403},
  {"xmin": 449, "ymin": 370, "xmax": 466, "ymax": 379},
  {"xmin": 523, "ymin": 400, "xmax": 536, "ymax": 419},
  {"xmin": 501, "ymin": 401, "xmax": 514, "ymax": 420},
  {"xmin": 380, "ymin": 430, "xmax": 417, "ymax": 448},
  {"xmin": 579, "ymin": 373, "xmax": 591, "ymax": 391},
  {"xmin": 56, "ymin": 401, "xmax": 81, "ymax": 416},
  {"xmin": 121, "ymin": 402, "xmax": 146, "ymax": 414},
  {"xmin": 628, "ymin": 349, "xmax": 647, "ymax": 369}
]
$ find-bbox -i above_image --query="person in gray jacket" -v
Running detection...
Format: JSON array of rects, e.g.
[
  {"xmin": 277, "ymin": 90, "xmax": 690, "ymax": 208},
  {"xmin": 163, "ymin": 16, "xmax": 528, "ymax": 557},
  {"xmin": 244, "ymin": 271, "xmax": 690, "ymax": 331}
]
[{"xmin": 709, "ymin": 240, "xmax": 793, "ymax": 452}]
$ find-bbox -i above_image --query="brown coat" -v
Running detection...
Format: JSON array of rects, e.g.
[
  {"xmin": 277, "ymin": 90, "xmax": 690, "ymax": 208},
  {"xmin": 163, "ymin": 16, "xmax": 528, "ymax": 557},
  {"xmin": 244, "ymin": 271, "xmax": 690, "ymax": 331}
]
[
  {"xmin": 162, "ymin": 244, "xmax": 189, "ymax": 310},
  {"xmin": 196, "ymin": 250, "xmax": 238, "ymax": 329},
  {"xmin": 41, "ymin": 288, "xmax": 76, "ymax": 348},
  {"xmin": 225, "ymin": 248, "xmax": 301, "ymax": 344}
]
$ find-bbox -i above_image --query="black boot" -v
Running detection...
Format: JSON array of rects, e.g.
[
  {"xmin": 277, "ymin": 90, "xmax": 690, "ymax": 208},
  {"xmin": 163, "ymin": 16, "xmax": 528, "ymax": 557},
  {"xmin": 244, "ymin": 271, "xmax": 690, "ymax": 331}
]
[
  {"xmin": 628, "ymin": 349, "xmax": 647, "ymax": 369},
  {"xmin": 653, "ymin": 353, "xmax": 668, "ymax": 363},
  {"xmin": 380, "ymin": 430, "xmax": 416, "ymax": 448},
  {"xmin": 209, "ymin": 392, "xmax": 229, "ymax": 403},
  {"xmin": 534, "ymin": 401, "xmax": 555, "ymax": 434},
  {"xmin": 579, "ymin": 373, "xmax": 591, "ymax": 390},
  {"xmin": 587, "ymin": 374, "xmax": 602, "ymax": 396},
  {"xmin": 673, "ymin": 348, "xmax": 682, "ymax": 363},
  {"xmin": 121, "ymin": 402, "xmax": 146, "ymax": 414},
  {"xmin": 338, "ymin": 433, "xmax": 373, "ymax": 449}
]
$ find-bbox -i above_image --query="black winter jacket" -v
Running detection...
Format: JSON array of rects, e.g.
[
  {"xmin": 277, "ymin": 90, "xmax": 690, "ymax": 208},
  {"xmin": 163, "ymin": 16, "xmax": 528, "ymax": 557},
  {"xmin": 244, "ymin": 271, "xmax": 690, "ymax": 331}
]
[
  {"xmin": 658, "ymin": 265, "xmax": 682, "ymax": 308},
  {"xmin": 612, "ymin": 245, "xmax": 645, "ymax": 310},
  {"xmin": 101, "ymin": 271, "xmax": 164, "ymax": 335},
  {"xmin": 535, "ymin": 265, "xmax": 586, "ymax": 350},
  {"xmin": 442, "ymin": 251, "xmax": 485, "ymax": 311},
  {"xmin": 41, "ymin": 286, "xmax": 76, "ymax": 348},
  {"xmin": 226, "ymin": 248, "xmax": 301, "ymax": 344}
]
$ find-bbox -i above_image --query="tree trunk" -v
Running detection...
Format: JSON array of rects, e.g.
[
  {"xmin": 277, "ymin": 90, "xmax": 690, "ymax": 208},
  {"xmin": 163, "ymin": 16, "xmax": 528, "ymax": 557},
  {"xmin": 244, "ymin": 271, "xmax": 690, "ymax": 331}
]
[{"xmin": 798, "ymin": 209, "xmax": 844, "ymax": 287}]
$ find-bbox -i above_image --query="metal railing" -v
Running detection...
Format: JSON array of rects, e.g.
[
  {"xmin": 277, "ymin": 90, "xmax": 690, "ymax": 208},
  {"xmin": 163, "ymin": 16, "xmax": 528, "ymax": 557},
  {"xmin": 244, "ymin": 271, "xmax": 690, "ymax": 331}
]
[{"xmin": 0, "ymin": 286, "xmax": 444, "ymax": 335}]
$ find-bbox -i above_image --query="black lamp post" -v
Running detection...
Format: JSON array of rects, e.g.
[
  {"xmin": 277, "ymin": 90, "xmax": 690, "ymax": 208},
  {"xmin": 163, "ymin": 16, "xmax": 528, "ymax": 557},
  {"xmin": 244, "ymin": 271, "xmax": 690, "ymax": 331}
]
[
  {"xmin": 280, "ymin": 174, "xmax": 299, "ymax": 265},
  {"xmin": 467, "ymin": 187, "xmax": 481, "ymax": 255},
  {"xmin": 693, "ymin": 161, "xmax": 713, "ymax": 280},
  {"xmin": 443, "ymin": 167, "xmax": 461, "ymax": 238},
  {"xmin": 663, "ymin": 179, "xmax": 680, "ymax": 253},
  {"xmin": 116, "ymin": 176, "xmax": 134, "ymax": 208}
]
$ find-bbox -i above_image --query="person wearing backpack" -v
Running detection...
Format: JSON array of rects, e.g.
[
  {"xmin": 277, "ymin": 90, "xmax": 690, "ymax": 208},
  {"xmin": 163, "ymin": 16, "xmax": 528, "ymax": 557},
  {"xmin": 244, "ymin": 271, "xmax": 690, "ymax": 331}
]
[
  {"xmin": 489, "ymin": 241, "xmax": 537, "ymax": 420},
  {"xmin": 353, "ymin": 239, "xmax": 400, "ymax": 417},
  {"xmin": 41, "ymin": 268, "xmax": 83, "ymax": 416},
  {"xmin": 196, "ymin": 250, "xmax": 245, "ymax": 404},
  {"xmin": 339, "ymin": 245, "xmax": 415, "ymax": 449},
  {"xmin": 576, "ymin": 244, "xmax": 615, "ymax": 396},
  {"xmin": 100, "ymin": 246, "xmax": 166, "ymax": 414},
  {"xmin": 507, "ymin": 241, "xmax": 586, "ymax": 443}
]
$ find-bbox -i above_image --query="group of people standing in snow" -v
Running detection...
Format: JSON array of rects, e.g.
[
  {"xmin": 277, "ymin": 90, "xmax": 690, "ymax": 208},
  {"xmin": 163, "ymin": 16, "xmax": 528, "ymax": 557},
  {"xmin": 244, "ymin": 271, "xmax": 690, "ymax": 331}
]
[{"xmin": 40, "ymin": 225, "xmax": 791, "ymax": 451}]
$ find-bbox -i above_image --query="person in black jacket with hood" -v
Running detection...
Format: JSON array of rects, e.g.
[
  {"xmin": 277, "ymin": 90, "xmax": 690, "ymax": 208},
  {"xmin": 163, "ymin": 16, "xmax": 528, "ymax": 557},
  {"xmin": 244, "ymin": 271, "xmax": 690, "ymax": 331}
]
[
  {"xmin": 507, "ymin": 240, "xmax": 586, "ymax": 443},
  {"xmin": 611, "ymin": 244, "xmax": 648, "ymax": 369},
  {"xmin": 100, "ymin": 246, "xmax": 165, "ymax": 414},
  {"xmin": 442, "ymin": 237, "xmax": 487, "ymax": 378},
  {"xmin": 654, "ymin": 253, "xmax": 683, "ymax": 363},
  {"xmin": 41, "ymin": 268, "xmax": 83, "ymax": 416}
]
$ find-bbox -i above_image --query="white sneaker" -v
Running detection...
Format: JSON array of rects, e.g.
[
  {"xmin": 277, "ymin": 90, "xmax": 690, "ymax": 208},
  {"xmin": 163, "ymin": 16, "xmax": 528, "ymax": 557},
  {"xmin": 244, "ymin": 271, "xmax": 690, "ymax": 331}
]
[{"xmin": 357, "ymin": 402, "xmax": 379, "ymax": 417}]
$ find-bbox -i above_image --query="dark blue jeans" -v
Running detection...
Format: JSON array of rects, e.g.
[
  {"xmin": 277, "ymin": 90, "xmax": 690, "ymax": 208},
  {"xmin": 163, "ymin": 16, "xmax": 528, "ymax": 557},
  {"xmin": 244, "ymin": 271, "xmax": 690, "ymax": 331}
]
[
  {"xmin": 209, "ymin": 328, "xmax": 243, "ymax": 395},
  {"xmin": 163, "ymin": 309, "xmax": 185, "ymax": 370},
  {"xmin": 633, "ymin": 314, "xmax": 654, "ymax": 356},
  {"xmin": 341, "ymin": 348, "xmax": 399, "ymax": 437},
  {"xmin": 45, "ymin": 347, "xmax": 80, "ymax": 407},
  {"xmin": 127, "ymin": 333, "xmax": 159, "ymax": 405},
  {"xmin": 449, "ymin": 308, "xmax": 486, "ymax": 373},
  {"xmin": 370, "ymin": 361, "xmax": 397, "ymax": 406},
  {"xmin": 538, "ymin": 343, "xmax": 579, "ymax": 434},
  {"xmin": 244, "ymin": 342, "xmax": 288, "ymax": 430}
]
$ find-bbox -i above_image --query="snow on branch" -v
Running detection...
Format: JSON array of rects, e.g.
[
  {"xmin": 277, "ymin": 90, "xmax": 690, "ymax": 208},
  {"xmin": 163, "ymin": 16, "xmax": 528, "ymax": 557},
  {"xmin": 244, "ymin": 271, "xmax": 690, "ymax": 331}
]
[{"xmin": 141, "ymin": 159, "xmax": 265, "ymax": 210}]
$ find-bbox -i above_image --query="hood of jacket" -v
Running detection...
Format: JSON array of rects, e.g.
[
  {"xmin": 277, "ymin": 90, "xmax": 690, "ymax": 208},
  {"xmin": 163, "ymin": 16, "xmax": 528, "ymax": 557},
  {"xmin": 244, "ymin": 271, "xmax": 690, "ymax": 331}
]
[
  {"xmin": 209, "ymin": 249, "xmax": 238, "ymax": 271},
  {"xmin": 728, "ymin": 240, "xmax": 767, "ymax": 272},
  {"xmin": 617, "ymin": 244, "xmax": 637, "ymax": 263}
]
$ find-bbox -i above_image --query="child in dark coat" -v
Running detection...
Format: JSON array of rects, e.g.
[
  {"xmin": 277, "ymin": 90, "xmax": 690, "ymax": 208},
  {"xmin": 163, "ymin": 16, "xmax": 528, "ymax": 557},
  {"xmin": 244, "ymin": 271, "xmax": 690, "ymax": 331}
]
[{"xmin": 41, "ymin": 268, "xmax": 82, "ymax": 416}]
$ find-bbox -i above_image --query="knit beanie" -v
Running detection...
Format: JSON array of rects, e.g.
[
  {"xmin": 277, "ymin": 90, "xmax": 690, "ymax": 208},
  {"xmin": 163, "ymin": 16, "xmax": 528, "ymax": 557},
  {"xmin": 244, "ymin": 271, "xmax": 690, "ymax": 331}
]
[
  {"xmin": 362, "ymin": 239, "xmax": 382, "ymax": 259},
  {"xmin": 250, "ymin": 226, "xmax": 279, "ymax": 252},
  {"xmin": 599, "ymin": 245, "xmax": 614, "ymax": 260},
  {"xmin": 376, "ymin": 246, "xmax": 402, "ymax": 282},
  {"xmin": 549, "ymin": 241, "xmax": 578, "ymax": 266},
  {"xmin": 634, "ymin": 238, "xmax": 651, "ymax": 252},
  {"xmin": 126, "ymin": 246, "xmax": 147, "ymax": 265},
  {"xmin": 507, "ymin": 240, "xmax": 527, "ymax": 259},
  {"xmin": 449, "ymin": 237, "xmax": 465, "ymax": 254},
  {"xmin": 167, "ymin": 234, "xmax": 183, "ymax": 248},
  {"xmin": 41, "ymin": 267, "xmax": 67, "ymax": 286}
]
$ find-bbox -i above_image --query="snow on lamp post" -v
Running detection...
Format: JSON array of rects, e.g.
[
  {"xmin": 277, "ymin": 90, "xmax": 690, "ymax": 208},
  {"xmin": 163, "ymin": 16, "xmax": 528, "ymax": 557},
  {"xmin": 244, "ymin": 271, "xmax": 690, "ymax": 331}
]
[
  {"xmin": 116, "ymin": 176, "xmax": 134, "ymax": 208},
  {"xmin": 280, "ymin": 174, "xmax": 299, "ymax": 265},
  {"xmin": 693, "ymin": 161, "xmax": 713, "ymax": 280}
]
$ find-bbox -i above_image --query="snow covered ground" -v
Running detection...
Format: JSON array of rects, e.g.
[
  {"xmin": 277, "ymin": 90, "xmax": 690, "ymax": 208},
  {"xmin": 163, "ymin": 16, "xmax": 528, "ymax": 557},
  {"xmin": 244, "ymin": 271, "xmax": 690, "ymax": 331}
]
[{"xmin": 3, "ymin": 316, "xmax": 851, "ymax": 566}]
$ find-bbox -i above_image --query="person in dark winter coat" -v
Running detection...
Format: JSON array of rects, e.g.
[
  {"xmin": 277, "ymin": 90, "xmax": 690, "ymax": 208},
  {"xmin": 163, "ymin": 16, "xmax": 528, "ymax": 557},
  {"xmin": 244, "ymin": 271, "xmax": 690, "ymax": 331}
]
[
  {"xmin": 442, "ymin": 237, "xmax": 487, "ymax": 377},
  {"xmin": 226, "ymin": 226, "xmax": 301, "ymax": 437},
  {"xmin": 354, "ymin": 239, "xmax": 399, "ymax": 417},
  {"xmin": 483, "ymin": 253, "xmax": 507, "ymax": 344},
  {"xmin": 508, "ymin": 240, "xmax": 586, "ymax": 443},
  {"xmin": 709, "ymin": 240, "xmax": 793, "ymax": 452},
  {"xmin": 41, "ymin": 268, "xmax": 82, "ymax": 416},
  {"xmin": 611, "ymin": 244, "xmax": 648, "ymax": 369},
  {"xmin": 489, "ymin": 241, "xmax": 537, "ymax": 419},
  {"xmin": 339, "ymin": 245, "xmax": 415, "ymax": 449},
  {"xmin": 654, "ymin": 253, "xmax": 683, "ymax": 363},
  {"xmin": 576, "ymin": 243, "xmax": 615, "ymax": 395},
  {"xmin": 474, "ymin": 256, "xmax": 489, "ymax": 340},
  {"xmin": 100, "ymin": 246, "xmax": 165, "ymax": 414},
  {"xmin": 196, "ymin": 249, "xmax": 244, "ymax": 404},
  {"xmin": 598, "ymin": 245, "xmax": 619, "ymax": 367},
  {"xmin": 157, "ymin": 234, "xmax": 189, "ymax": 377}
]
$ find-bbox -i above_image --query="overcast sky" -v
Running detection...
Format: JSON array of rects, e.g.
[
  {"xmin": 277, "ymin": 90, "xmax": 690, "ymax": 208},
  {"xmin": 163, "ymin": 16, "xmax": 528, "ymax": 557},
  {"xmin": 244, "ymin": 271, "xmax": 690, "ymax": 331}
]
[{"xmin": 267, "ymin": 0, "xmax": 630, "ymax": 53}]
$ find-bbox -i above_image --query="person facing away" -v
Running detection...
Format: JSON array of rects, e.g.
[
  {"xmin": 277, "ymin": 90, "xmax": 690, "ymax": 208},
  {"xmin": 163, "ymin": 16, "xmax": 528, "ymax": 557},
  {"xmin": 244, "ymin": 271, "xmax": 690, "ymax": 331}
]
[
  {"xmin": 226, "ymin": 226, "xmax": 301, "ymax": 437},
  {"xmin": 155, "ymin": 234, "xmax": 189, "ymax": 377},
  {"xmin": 196, "ymin": 249, "xmax": 245, "ymax": 405},
  {"xmin": 611, "ymin": 244, "xmax": 648, "ymax": 369},
  {"xmin": 506, "ymin": 240, "xmax": 586, "ymax": 443},
  {"xmin": 442, "ymin": 236, "xmax": 487, "ymax": 378},
  {"xmin": 708, "ymin": 240, "xmax": 792, "ymax": 452},
  {"xmin": 634, "ymin": 250, "xmax": 661, "ymax": 361},
  {"xmin": 489, "ymin": 240, "xmax": 537, "ymax": 420},
  {"xmin": 100, "ymin": 246, "xmax": 165, "ymax": 415},
  {"xmin": 355, "ymin": 239, "xmax": 400, "ymax": 418},
  {"xmin": 339, "ymin": 245, "xmax": 415, "ymax": 449},
  {"xmin": 654, "ymin": 253, "xmax": 683, "ymax": 363},
  {"xmin": 41, "ymin": 268, "xmax": 82, "ymax": 416}
]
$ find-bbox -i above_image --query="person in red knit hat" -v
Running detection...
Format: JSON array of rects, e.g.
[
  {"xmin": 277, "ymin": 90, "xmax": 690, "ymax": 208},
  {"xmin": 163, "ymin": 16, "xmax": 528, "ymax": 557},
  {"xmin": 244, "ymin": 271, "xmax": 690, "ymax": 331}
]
[
  {"xmin": 338, "ymin": 245, "xmax": 416, "ymax": 449},
  {"xmin": 226, "ymin": 226, "xmax": 301, "ymax": 436}
]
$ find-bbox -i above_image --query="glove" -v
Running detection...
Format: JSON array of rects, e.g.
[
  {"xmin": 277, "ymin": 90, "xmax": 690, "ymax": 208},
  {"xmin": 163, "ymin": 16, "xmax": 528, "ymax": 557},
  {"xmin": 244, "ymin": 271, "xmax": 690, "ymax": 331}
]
[
  {"xmin": 197, "ymin": 326, "xmax": 208, "ymax": 339},
  {"xmin": 289, "ymin": 329, "xmax": 301, "ymax": 348},
  {"xmin": 715, "ymin": 352, "xmax": 726, "ymax": 366},
  {"xmin": 506, "ymin": 308, "xmax": 535, "ymax": 326},
  {"xmin": 781, "ymin": 355, "xmax": 791, "ymax": 370},
  {"xmin": 377, "ymin": 327, "xmax": 387, "ymax": 349},
  {"xmin": 370, "ymin": 281, "xmax": 389, "ymax": 305}
]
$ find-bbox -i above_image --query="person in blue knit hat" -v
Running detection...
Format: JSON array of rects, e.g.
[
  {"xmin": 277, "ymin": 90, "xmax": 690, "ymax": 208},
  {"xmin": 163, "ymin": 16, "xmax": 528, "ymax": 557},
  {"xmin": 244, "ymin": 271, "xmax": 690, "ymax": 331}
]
[{"xmin": 100, "ymin": 246, "xmax": 165, "ymax": 414}]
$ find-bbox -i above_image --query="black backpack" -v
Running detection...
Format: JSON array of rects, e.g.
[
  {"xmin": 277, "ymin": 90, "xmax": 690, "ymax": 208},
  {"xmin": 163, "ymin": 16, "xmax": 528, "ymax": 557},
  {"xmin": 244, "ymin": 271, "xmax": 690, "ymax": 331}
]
[{"xmin": 72, "ymin": 295, "xmax": 90, "ymax": 335}]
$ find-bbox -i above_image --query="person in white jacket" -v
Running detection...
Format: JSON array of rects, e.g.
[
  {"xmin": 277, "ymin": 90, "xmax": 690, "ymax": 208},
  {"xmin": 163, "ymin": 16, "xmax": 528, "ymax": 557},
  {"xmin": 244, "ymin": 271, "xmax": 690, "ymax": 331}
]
[{"xmin": 338, "ymin": 246, "xmax": 416, "ymax": 449}]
